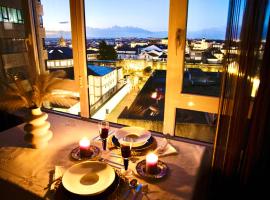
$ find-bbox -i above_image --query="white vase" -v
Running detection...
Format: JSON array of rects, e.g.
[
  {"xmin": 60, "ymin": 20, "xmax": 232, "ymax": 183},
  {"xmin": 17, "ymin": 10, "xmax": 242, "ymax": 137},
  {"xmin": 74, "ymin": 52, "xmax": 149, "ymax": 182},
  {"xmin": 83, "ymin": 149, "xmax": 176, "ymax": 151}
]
[{"xmin": 24, "ymin": 107, "xmax": 53, "ymax": 148}]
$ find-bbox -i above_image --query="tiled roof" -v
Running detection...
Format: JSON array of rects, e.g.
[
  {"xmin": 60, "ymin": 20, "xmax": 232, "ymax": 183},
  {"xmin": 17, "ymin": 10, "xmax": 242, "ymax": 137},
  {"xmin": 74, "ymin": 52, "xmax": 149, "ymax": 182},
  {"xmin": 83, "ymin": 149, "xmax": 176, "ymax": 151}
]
[
  {"xmin": 147, "ymin": 52, "xmax": 160, "ymax": 57},
  {"xmin": 159, "ymin": 53, "xmax": 167, "ymax": 58},
  {"xmin": 47, "ymin": 47, "xmax": 73, "ymax": 60},
  {"xmin": 142, "ymin": 45, "xmax": 163, "ymax": 52},
  {"xmin": 87, "ymin": 64, "xmax": 115, "ymax": 76},
  {"xmin": 117, "ymin": 46, "xmax": 137, "ymax": 51}
]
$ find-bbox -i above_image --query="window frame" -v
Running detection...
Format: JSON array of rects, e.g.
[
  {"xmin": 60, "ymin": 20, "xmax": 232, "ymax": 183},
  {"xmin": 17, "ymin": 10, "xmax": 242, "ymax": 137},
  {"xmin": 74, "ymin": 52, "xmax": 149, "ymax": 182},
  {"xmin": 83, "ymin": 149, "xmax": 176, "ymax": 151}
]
[
  {"xmin": 163, "ymin": 0, "xmax": 219, "ymax": 134},
  {"xmin": 68, "ymin": 0, "xmax": 220, "ymax": 135},
  {"xmin": 31, "ymin": 0, "xmax": 220, "ymax": 136}
]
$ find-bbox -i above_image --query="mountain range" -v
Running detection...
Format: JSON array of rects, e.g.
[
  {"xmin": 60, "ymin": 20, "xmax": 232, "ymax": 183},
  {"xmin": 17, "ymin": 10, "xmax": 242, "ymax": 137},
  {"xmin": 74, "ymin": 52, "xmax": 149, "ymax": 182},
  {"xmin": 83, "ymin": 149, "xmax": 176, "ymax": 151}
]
[{"xmin": 46, "ymin": 26, "xmax": 226, "ymax": 40}]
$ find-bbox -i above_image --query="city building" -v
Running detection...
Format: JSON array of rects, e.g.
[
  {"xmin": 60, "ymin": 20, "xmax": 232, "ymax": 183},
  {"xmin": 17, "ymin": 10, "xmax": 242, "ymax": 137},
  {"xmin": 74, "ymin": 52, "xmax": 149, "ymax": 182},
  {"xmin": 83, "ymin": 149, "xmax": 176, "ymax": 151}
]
[
  {"xmin": 160, "ymin": 38, "xmax": 168, "ymax": 45},
  {"xmin": 87, "ymin": 64, "xmax": 123, "ymax": 106},
  {"xmin": 139, "ymin": 45, "xmax": 164, "ymax": 60},
  {"xmin": 32, "ymin": 0, "xmax": 48, "ymax": 74},
  {"xmin": 212, "ymin": 41, "xmax": 224, "ymax": 49},
  {"xmin": 116, "ymin": 46, "xmax": 138, "ymax": 59},
  {"xmin": 46, "ymin": 47, "xmax": 73, "ymax": 69},
  {"xmin": 191, "ymin": 38, "xmax": 210, "ymax": 50},
  {"xmin": 189, "ymin": 50, "xmax": 203, "ymax": 62},
  {"xmin": 130, "ymin": 41, "xmax": 148, "ymax": 48},
  {"xmin": 86, "ymin": 49, "xmax": 99, "ymax": 61},
  {"xmin": 0, "ymin": 0, "xmax": 47, "ymax": 80},
  {"xmin": 57, "ymin": 36, "xmax": 67, "ymax": 47},
  {"xmin": 212, "ymin": 49, "xmax": 224, "ymax": 61}
]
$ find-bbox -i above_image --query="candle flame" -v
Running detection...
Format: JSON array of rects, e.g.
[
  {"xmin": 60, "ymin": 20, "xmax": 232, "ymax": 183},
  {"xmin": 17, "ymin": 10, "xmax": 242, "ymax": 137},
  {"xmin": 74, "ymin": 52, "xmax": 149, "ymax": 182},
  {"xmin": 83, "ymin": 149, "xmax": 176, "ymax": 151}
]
[
  {"xmin": 79, "ymin": 137, "xmax": 90, "ymax": 147},
  {"xmin": 146, "ymin": 152, "xmax": 158, "ymax": 163}
]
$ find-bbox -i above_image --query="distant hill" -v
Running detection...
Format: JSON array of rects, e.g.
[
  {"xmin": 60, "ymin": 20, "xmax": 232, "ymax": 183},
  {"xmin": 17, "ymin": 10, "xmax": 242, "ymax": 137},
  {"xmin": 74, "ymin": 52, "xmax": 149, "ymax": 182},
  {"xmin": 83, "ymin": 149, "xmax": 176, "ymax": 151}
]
[
  {"xmin": 187, "ymin": 27, "xmax": 226, "ymax": 40},
  {"xmin": 46, "ymin": 26, "xmax": 226, "ymax": 39},
  {"xmin": 86, "ymin": 26, "xmax": 167, "ymax": 38},
  {"xmin": 46, "ymin": 26, "xmax": 167, "ymax": 39}
]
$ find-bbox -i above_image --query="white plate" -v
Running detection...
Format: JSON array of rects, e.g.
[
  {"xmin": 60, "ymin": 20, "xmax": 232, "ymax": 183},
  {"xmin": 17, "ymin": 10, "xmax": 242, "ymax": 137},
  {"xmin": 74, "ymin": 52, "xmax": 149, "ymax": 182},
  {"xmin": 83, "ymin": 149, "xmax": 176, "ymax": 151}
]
[
  {"xmin": 115, "ymin": 127, "xmax": 151, "ymax": 147},
  {"xmin": 62, "ymin": 161, "xmax": 115, "ymax": 196}
]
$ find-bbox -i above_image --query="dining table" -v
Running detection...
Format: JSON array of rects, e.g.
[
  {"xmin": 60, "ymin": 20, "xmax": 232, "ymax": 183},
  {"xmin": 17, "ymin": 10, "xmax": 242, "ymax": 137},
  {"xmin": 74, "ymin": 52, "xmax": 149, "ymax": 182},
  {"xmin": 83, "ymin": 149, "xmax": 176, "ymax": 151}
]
[{"xmin": 0, "ymin": 112, "xmax": 210, "ymax": 200}]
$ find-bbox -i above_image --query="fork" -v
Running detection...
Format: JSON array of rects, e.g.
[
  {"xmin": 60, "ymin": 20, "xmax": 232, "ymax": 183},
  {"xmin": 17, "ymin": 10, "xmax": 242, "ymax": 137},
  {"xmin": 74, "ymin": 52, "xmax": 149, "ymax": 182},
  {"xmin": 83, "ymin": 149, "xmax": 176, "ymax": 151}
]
[{"xmin": 98, "ymin": 157, "xmax": 124, "ymax": 169}]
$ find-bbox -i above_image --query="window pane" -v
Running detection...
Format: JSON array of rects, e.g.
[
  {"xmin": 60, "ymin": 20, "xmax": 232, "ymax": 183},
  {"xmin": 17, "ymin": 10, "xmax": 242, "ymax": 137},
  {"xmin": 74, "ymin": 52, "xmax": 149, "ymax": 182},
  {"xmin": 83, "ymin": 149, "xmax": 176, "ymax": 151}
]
[
  {"xmin": 173, "ymin": 0, "xmax": 229, "ymax": 142},
  {"xmin": 0, "ymin": 7, "xmax": 3, "ymax": 22},
  {"xmin": 183, "ymin": 0, "xmax": 229, "ymax": 97},
  {"xmin": 2, "ymin": 7, "xmax": 9, "ymax": 22},
  {"xmin": 85, "ymin": 0, "xmax": 169, "ymax": 133},
  {"xmin": 40, "ymin": 0, "xmax": 80, "ymax": 115},
  {"xmin": 8, "ymin": 8, "xmax": 18, "ymax": 23},
  {"xmin": 175, "ymin": 108, "xmax": 216, "ymax": 142},
  {"xmin": 0, "ymin": 1, "xmax": 34, "ymax": 82},
  {"xmin": 17, "ymin": 9, "xmax": 23, "ymax": 23}
]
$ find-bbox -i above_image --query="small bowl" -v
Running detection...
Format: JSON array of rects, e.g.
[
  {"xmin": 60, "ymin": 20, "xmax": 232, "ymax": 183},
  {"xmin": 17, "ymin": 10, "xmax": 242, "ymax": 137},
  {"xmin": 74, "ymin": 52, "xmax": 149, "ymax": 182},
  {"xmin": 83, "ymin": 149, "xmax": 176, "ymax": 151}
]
[{"xmin": 115, "ymin": 127, "xmax": 151, "ymax": 147}]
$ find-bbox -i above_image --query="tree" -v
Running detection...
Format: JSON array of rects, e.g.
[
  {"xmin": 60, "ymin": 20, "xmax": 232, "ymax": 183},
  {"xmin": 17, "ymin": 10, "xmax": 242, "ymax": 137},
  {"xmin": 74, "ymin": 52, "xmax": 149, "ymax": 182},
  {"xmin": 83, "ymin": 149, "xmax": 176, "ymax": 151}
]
[
  {"xmin": 143, "ymin": 66, "xmax": 152, "ymax": 75},
  {"xmin": 98, "ymin": 41, "xmax": 117, "ymax": 60}
]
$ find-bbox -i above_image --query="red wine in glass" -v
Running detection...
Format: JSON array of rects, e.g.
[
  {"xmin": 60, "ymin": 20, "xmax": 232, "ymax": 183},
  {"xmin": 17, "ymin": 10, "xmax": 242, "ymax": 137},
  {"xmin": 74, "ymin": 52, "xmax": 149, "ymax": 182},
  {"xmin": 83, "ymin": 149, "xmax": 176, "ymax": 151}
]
[
  {"xmin": 121, "ymin": 145, "xmax": 131, "ymax": 158},
  {"xmin": 121, "ymin": 144, "xmax": 131, "ymax": 170},
  {"xmin": 99, "ymin": 121, "xmax": 109, "ymax": 150},
  {"xmin": 100, "ymin": 128, "xmax": 109, "ymax": 139}
]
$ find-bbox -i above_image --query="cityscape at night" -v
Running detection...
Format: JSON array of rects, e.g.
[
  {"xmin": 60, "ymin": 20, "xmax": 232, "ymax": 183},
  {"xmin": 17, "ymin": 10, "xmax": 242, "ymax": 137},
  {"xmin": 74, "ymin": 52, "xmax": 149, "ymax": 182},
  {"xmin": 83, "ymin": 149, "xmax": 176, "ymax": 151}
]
[
  {"xmin": 41, "ymin": 0, "xmax": 229, "ymax": 142},
  {"xmin": 1, "ymin": 0, "xmax": 270, "ymax": 199}
]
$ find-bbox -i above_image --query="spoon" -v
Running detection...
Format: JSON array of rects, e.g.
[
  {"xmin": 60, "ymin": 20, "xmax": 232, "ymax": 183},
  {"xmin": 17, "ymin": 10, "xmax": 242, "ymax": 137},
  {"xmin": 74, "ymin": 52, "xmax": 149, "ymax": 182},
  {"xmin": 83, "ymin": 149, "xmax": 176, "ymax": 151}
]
[{"xmin": 123, "ymin": 179, "xmax": 138, "ymax": 199}]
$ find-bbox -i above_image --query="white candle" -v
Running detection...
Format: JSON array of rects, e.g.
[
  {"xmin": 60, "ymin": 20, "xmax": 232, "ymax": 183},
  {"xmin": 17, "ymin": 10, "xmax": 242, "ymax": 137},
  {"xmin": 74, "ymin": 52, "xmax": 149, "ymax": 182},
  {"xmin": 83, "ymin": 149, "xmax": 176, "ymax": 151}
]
[
  {"xmin": 79, "ymin": 137, "xmax": 90, "ymax": 148},
  {"xmin": 146, "ymin": 153, "xmax": 158, "ymax": 174},
  {"xmin": 79, "ymin": 138, "xmax": 91, "ymax": 157}
]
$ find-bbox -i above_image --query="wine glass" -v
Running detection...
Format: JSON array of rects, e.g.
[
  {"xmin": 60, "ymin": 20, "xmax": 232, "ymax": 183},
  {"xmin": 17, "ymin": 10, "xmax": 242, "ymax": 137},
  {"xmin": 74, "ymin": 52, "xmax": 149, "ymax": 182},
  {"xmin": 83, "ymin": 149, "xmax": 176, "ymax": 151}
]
[
  {"xmin": 120, "ymin": 137, "xmax": 133, "ymax": 176},
  {"xmin": 98, "ymin": 121, "xmax": 109, "ymax": 151}
]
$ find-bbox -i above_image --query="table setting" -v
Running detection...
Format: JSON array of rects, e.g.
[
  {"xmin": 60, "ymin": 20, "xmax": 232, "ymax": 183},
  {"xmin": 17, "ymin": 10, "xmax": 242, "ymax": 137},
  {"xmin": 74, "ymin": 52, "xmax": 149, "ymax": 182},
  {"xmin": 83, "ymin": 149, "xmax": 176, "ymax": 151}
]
[
  {"xmin": 0, "ymin": 113, "xmax": 206, "ymax": 200},
  {"xmin": 48, "ymin": 120, "xmax": 178, "ymax": 200}
]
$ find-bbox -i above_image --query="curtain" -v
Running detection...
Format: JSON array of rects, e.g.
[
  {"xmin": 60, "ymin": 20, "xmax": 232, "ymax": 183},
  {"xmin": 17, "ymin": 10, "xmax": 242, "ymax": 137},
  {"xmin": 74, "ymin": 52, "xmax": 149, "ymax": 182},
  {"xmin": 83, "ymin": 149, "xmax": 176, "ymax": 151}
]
[{"xmin": 211, "ymin": 0, "xmax": 270, "ymax": 198}]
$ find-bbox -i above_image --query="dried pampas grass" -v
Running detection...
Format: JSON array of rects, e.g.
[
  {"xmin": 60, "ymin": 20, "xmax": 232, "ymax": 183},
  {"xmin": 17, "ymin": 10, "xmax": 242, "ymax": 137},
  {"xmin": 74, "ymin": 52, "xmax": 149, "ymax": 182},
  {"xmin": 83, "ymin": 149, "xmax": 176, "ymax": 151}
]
[{"xmin": 0, "ymin": 70, "xmax": 77, "ymax": 111}]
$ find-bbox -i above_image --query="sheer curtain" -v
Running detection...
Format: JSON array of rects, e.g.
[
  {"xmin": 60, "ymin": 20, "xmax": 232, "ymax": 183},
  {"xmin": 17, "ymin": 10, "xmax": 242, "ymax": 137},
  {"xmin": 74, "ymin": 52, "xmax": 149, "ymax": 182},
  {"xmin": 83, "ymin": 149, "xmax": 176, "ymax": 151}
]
[{"xmin": 211, "ymin": 0, "xmax": 270, "ymax": 198}]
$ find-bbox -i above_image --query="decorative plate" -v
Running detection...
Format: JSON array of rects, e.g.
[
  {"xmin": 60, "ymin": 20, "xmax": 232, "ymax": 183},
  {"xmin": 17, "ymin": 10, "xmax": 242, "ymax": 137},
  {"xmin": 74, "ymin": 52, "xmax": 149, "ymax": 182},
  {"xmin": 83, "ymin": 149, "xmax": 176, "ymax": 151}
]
[
  {"xmin": 55, "ymin": 173, "xmax": 120, "ymax": 200},
  {"xmin": 112, "ymin": 135, "xmax": 155, "ymax": 151},
  {"xmin": 62, "ymin": 161, "xmax": 115, "ymax": 196},
  {"xmin": 114, "ymin": 127, "xmax": 151, "ymax": 147},
  {"xmin": 70, "ymin": 145, "xmax": 100, "ymax": 161},
  {"xmin": 136, "ymin": 160, "xmax": 169, "ymax": 179}
]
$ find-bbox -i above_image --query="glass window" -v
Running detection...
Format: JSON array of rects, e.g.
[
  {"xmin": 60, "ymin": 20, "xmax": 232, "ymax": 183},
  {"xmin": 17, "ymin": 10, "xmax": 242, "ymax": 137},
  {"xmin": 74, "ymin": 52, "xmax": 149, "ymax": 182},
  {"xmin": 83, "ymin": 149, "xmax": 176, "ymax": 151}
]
[
  {"xmin": 17, "ymin": 9, "xmax": 24, "ymax": 24},
  {"xmin": 175, "ymin": 108, "xmax": 217, "ymax": 142},
  {"xmin": 0, "ymin": 7, "xmax": 3, "ymax": 22},
  {"xmin": 2, "ymin": 7, "xmax": 9, "ymax": 22},
  {"xmin": 182, "ymin": 0, "xmax": 229, "ymax": 97},
  {"xmin": 39, "ymin": 15, "xmax": 43, "ymax": 27},
  {"xmin": 41, "ymin": 0, "xmax": 79, "ymax": 114},
  {"xmin": 8, "ymin": 8, "xmax": 18, "ymax": 23},
  {"xmin": 0, "ymin": 1, "xmax": 36, "ymax": 83},
  {"xmin": 84, "ymin": 0, "xmax": 169, "ymax": 133}
]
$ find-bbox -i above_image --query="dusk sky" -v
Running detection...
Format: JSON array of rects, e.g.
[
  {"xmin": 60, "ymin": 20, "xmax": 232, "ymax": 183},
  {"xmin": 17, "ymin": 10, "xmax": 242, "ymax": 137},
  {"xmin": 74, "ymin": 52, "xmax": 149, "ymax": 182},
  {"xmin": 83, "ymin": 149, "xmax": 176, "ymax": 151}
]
[{"xmin": 42, "ymin": 0, "xmax": 229, "ymax": 32}]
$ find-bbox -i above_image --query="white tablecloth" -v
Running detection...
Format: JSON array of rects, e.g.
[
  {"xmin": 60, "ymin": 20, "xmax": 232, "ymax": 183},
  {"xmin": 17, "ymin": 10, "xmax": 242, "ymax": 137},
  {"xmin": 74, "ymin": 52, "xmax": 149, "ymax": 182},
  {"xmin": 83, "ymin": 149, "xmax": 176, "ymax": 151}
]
[{"xmin": 0, "ymin": 113, "xmax": 206, "ymax": 200}]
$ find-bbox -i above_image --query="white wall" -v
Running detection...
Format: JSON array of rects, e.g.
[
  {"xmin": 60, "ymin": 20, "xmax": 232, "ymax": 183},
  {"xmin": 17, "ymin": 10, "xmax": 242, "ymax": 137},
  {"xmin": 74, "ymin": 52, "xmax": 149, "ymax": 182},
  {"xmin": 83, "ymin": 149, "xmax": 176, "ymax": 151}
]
[
  {"xmin": 92, "ymin": 82, "xmax": 131, "ymax": 120},
  {"xmin": 88, "ymin": 69, "xmax": 118, "ymax": 106}
]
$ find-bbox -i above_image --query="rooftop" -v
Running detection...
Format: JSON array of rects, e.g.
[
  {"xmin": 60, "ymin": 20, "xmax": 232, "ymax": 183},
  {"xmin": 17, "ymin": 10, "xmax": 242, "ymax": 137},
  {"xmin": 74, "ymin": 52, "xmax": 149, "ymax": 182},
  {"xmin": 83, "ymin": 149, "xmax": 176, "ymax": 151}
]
[
  {"xmin": 118, "ymin": 70, "xmax": 217, "ymax": 124},
  {"xmin": 87, "ymin": 64, "xmax": 115, "ymax": 76},
  {"xmin": 47, "ymin": 47, "xmax": 73, "ymax": 60}
]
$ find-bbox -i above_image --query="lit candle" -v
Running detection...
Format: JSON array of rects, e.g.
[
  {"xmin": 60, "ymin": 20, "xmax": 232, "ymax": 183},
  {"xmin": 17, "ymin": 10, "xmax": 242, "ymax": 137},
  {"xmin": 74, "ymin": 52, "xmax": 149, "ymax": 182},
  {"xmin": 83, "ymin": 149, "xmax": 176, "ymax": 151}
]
[
  {"xmin": 146, "ymin": 153, "xmax": 158, "ymax": 174},
  {"xmin": 151, "ymin": 91, "xmax": 158, "ymax": 99},
  {"xmin": 79, "ymin": 138, "xmax": 91, "ymax": 157}
]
